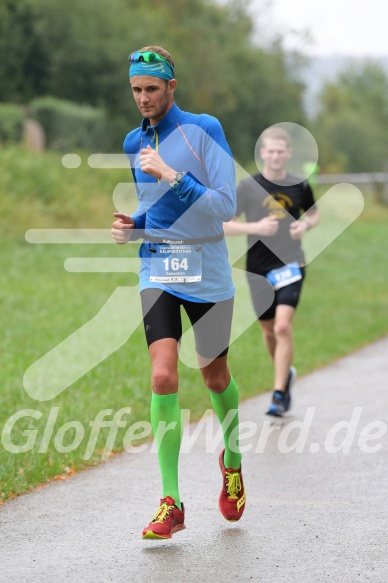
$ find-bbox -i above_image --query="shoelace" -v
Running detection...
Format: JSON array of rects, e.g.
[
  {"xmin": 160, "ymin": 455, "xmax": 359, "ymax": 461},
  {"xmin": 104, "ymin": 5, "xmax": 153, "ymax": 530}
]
[
  {"xmin": 151, "ymin": 501, "xmax": 174, "ymax": 523},
  {"xmin": 225, "ymin": 470, "xmax": 242, "ymax": 499}
]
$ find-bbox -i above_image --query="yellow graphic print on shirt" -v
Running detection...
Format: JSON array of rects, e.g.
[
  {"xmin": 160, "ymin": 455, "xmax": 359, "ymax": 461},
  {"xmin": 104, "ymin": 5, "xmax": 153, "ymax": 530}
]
[{"xmin": 263, "ymin": 193, "xmax": 293, "ymax": 220}]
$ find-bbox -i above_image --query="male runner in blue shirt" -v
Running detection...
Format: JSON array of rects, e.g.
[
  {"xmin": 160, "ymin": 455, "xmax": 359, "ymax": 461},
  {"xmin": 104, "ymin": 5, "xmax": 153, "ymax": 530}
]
[{"xmin": 112, "ymin": 46, "xmax": 245, "ymax": 539}]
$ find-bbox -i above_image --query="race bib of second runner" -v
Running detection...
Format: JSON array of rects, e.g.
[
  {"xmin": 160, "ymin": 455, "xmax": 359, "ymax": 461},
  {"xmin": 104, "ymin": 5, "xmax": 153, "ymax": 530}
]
[
  {"xmin": 265, "ymin": 261, "xmax": 302, "ymax": 290},
  {"xmin": 150, "ymin": 245, "xmax": 202, "ymax": 283}
]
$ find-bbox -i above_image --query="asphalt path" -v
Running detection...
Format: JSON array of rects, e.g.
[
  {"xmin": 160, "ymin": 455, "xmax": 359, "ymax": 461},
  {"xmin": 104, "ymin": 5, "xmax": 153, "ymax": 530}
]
[{"xmin": 0, "ymin": 337, "xmax": 387, "ymax": 582}]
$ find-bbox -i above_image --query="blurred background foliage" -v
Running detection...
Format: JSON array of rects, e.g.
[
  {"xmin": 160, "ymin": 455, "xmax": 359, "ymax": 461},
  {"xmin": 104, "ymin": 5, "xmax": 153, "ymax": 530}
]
[{"xmin": 1, "ymin": 0, "xmax": 388, "ymax": 171}]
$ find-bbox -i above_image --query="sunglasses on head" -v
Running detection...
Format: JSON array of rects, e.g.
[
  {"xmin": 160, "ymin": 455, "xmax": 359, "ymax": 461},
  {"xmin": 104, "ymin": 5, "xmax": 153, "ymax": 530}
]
[{"xmin": 129, "ymin": 51, "xmax": 174, "ymax": 72}]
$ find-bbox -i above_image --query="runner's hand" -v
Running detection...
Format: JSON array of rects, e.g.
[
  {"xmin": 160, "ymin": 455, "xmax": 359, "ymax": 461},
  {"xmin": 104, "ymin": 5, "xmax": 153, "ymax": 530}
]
[
  {"xmin": 111, "ymin": 213, "xmax": 135, "ymax": 244},
  {"xmin": 139, "ymin": 145, "xmax": 176, "ymax": 182},
  {"xmin": 248, "ymin": 216, "xmax": 279, "ymax": 236},
  {"xmin": 289, "ymin": 220, "xmax": 308, "ymax": 240}
]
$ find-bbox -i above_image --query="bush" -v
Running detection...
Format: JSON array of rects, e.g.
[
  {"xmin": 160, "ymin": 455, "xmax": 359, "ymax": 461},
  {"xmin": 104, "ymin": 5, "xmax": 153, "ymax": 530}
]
[
  {"xmin": 0, "ymin": 104, "xmax": 25, "ymax": 143},
  {"xmin": 29, "ymin": 96, "xmax": 107, "ymax": 152}
]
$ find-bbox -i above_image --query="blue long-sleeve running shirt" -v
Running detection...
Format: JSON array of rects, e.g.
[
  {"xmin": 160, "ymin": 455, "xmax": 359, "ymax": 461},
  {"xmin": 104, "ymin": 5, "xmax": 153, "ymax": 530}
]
[{"xmin": 123, "ymin": 103, "xmax": 236, "ymax": 302}]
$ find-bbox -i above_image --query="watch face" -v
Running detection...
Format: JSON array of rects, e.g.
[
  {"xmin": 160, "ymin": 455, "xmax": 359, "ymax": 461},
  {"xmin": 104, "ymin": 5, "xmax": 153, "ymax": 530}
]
[{"xmin": 169, "ymin": 172, "xmax": 184, "ymax": 187}]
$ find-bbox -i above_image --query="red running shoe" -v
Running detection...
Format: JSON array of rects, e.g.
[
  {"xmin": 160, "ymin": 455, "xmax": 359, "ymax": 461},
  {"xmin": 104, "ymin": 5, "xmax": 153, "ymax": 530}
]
[
  {"xmin": 218, "ymin": 449, "xmax": 246, "ymax": 521},
  {"xmin": 142, "ymin": 496, "xmax": 186, "ymax": 540}
]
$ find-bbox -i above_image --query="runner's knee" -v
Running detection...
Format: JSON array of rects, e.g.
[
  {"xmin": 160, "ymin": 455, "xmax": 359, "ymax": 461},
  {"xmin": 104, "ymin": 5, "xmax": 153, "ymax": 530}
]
[
  {"xmin": 262, "ymin": 327, "xmax": 275, "ymax": 344},
  {"xmin": 274, "ymin": 320, "xmax": 292, "ymax": 338},
  {"xmin": 202, "ymin": 371, "xmax": 230, "ymax": 393},
  {"xmin": 151, "ymin": 366, "xmax": 178, "ymax": 393}
]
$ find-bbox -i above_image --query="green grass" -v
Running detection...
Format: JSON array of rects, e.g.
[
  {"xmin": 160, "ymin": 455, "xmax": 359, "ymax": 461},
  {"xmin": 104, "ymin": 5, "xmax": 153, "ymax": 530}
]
[{"xmin": 1, "ymin": 146, "xmax": 388, "ymax": 503}]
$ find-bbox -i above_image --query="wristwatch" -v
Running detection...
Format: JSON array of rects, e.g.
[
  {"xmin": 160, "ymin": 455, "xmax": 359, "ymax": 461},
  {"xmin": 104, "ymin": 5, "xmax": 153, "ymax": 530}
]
[{"xmin": 169, "ymin": 171, "xmax": 185, "ymax": 188}]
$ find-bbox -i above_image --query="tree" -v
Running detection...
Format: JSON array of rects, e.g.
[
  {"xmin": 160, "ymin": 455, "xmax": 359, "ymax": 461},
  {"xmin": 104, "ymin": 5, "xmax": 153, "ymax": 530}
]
[
  {"xmin": 312, "ymin": 61, "xmax": 388, "ymax": 172},
  {"xmin": 0, "ymin": 0, "xmax": 307, "ymax": 159},
  {"xmin": 0, "ymin": 0, "xmax": 48, "ymax": 102}
]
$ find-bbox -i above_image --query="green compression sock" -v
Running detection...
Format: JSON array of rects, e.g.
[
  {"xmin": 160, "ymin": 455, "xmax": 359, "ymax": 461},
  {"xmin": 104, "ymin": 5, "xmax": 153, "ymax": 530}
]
[
  {"xmin": 209, "ymin": 376, "xmax": 242, "ymax": 470},
  {"xmin": 150, "ymin": 392, "xmax": 182, "ymax": 509}
]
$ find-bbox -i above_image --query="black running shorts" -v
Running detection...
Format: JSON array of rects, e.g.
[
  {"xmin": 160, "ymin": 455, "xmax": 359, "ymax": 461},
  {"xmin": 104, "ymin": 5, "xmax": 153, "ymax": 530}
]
[
  {"xmin": 140, "ymin": 288, "xmax": 234, "ymax": 358},
  {"xmin": 247, "ymin": 267, "xmax": 306, "ymax": 321}
]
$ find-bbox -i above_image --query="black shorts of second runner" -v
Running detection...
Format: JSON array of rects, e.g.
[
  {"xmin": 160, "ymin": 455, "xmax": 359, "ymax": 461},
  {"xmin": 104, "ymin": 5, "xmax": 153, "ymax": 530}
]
[
  {"xmin": 247, "ymin": 267, "xmax": 306, "ymax": 321},
  {"xmin": 140, "ymin": 288, "xmax": 234, "ymax": 359}
]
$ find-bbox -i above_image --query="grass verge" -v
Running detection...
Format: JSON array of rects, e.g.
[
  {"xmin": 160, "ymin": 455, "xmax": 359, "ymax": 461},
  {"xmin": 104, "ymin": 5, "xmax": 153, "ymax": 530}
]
[{"xmin": 0, "ymin": 147, "xmax": 387, "ymax": 503}]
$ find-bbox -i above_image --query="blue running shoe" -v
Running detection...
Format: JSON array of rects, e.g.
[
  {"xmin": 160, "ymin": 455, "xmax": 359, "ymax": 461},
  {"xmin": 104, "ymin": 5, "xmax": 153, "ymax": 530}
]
[
  {"xmin": 266, "ymin": 390, "xmax": 287, "ymax": 417},
  {"xmin": 266, "ymin": 367, "xmax": 297, "ymax": 416}
]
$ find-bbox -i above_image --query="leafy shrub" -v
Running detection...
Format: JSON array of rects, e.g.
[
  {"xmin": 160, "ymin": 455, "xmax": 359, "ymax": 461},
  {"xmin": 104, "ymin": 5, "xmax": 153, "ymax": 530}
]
[
  {"xmin": 0, "ymin": 104, "xmax": 25, "ymax": 143},
  {"xmin": 29, "ymin": 96, "xmax": 107, "ymax": 152}
]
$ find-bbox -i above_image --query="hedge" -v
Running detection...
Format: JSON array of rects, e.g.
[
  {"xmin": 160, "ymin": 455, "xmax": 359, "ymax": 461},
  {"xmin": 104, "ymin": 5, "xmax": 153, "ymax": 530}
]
[
  {"xmin": 29, "ymin": 96, "xmax": 107, "ymax": 152},
  {"xmin": 0, "ymin": 104, "xmax": 25, "ymax": 143}
]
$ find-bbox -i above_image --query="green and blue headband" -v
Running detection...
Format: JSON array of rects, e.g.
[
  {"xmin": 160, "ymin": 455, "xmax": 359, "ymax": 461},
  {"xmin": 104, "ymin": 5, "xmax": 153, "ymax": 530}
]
[{"xmin": 129, "ymin": 51, "xmax": 175, "ymax": 81}]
